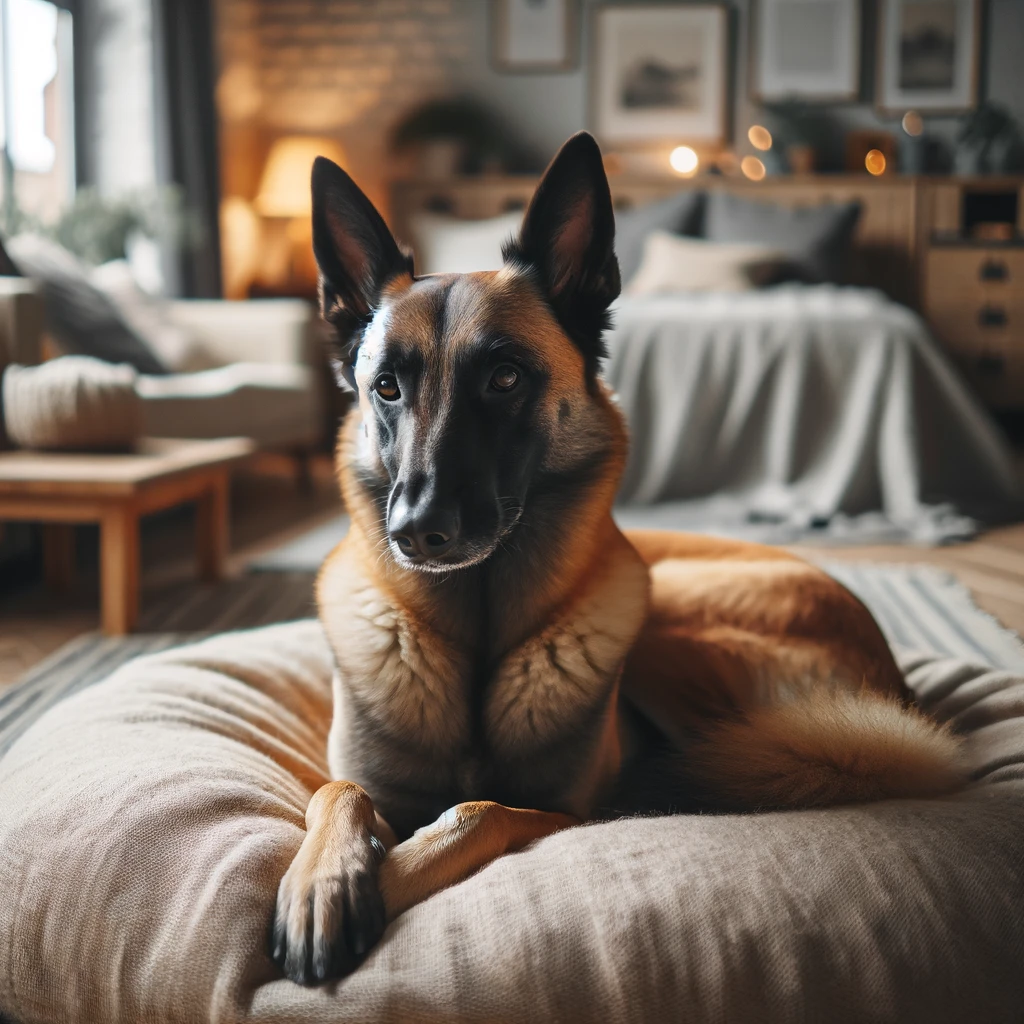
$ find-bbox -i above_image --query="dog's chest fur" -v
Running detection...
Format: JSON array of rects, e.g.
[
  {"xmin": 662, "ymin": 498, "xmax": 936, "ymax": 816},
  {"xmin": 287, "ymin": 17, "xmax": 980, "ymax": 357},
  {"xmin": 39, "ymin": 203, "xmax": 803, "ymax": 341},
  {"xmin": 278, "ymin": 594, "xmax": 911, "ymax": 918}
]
[{"xmin": 317, "ymin": 543, "xmax": 649, "ymax": 834}]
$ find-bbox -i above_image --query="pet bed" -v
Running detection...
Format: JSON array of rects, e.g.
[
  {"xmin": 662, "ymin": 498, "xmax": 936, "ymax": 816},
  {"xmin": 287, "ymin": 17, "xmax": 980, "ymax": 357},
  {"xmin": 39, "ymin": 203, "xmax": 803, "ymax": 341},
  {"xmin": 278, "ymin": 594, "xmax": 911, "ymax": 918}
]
[{"xmin": 1, "ymin": 619, "xmax": 1023, "ymax": 1023}]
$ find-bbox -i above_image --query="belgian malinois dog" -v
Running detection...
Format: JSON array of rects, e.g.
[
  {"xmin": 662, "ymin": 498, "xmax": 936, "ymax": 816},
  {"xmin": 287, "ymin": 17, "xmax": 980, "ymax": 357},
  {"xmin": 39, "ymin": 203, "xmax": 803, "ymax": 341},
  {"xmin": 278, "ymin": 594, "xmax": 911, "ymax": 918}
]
[{"xmin": 271, "ymin": 133, "xmax": 964, "ymax": 984}]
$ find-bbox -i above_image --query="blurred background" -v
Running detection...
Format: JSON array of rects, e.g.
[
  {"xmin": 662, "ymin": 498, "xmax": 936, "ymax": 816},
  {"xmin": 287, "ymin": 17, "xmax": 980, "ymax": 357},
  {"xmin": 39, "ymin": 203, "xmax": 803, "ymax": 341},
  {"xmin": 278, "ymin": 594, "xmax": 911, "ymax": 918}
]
[
  {"xmin": 2, "ymin": 0, "xmax": 1022, "ymax": 302},
  {"xmin": 3, "ymin": 0, "xmax": 1024, "ymax": 682}
]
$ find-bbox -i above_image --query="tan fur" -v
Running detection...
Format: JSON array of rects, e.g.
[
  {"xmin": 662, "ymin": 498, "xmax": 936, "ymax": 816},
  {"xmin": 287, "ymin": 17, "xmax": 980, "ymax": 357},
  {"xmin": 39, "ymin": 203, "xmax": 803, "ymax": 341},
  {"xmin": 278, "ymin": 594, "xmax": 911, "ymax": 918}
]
[{"xmin": 304, "ymin": 269, "xmax": 965, "ymax": 927}]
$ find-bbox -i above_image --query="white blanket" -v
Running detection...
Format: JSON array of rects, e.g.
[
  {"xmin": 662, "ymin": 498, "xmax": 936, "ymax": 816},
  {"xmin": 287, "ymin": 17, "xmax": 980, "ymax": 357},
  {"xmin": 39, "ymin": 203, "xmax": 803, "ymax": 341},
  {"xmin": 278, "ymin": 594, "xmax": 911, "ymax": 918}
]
[{"xmin": 605, "ymin": 286, "xmax": 1022, "ymax": 543}]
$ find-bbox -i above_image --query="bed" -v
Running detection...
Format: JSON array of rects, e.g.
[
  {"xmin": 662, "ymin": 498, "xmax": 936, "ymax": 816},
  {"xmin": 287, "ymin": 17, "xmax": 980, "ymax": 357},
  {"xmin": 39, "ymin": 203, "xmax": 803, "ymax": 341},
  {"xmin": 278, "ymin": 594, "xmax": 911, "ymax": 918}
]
[{"xmin": 606, "ymin": 286, "xmax": 1020, "ymax": 543}]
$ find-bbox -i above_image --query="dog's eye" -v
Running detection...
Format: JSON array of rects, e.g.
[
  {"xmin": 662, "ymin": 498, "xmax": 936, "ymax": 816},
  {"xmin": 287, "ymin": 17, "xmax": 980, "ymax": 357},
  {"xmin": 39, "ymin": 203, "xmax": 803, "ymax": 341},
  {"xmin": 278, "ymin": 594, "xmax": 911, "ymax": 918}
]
[
  {"xmin": 373, "ymin": 374, "xmax": 400, "ymax": 401},
  {"xmin": 490, "ymin": 365, "xmax": 519, "ymax": 392}
]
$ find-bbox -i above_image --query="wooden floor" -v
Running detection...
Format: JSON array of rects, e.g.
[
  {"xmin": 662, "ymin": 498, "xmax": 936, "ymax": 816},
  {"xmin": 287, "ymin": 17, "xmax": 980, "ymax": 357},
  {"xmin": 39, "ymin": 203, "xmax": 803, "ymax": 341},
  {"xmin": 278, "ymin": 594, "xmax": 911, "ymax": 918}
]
[{"xmin": 2, "ymin": 462, "xmax": 1023, "ymax": 688}]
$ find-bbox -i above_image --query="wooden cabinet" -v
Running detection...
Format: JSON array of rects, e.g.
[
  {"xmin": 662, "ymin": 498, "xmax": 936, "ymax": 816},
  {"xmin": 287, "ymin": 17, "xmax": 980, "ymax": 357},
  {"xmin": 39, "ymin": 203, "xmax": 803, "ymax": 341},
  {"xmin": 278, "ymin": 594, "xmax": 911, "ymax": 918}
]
[{"xmin": 924, "ymin": 245, "xmax": 1024, "ymax": 409}]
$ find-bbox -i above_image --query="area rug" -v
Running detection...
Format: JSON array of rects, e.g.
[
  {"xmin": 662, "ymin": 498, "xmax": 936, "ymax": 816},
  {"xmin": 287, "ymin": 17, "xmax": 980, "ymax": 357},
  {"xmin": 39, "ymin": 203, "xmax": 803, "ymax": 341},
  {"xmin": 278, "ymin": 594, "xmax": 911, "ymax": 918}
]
[
  {"xmin": 2, "ymin": 560, "xmax": 1022, "ymax": 763},
  {"xmin": 246, "ymin": 505, "xmax": 968, "ymax": 576}
]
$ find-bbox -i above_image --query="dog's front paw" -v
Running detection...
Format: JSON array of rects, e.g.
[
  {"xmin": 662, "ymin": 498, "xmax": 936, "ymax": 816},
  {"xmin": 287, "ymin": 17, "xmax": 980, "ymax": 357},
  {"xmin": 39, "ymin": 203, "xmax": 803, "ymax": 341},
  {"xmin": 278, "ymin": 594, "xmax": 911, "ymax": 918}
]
[{"xmin": 271, "ymin": 826, "xmax": 387, "ymax": 984}]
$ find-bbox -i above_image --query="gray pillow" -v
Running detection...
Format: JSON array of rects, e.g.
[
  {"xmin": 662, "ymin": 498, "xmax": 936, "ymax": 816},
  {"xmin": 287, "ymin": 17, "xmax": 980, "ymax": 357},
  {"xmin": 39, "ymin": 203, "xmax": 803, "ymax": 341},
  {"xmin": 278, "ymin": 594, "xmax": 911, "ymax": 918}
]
[
  {"xmin": 614, "ymin": 191, "xmax": 704, "ymax": 285},
  {"xmin": 703, "ymin": 192, "xmax": 861, "ymax": 284},
  {"xmin": 6, "ymin": 234, "xmax": 168, "ymax": 375}
]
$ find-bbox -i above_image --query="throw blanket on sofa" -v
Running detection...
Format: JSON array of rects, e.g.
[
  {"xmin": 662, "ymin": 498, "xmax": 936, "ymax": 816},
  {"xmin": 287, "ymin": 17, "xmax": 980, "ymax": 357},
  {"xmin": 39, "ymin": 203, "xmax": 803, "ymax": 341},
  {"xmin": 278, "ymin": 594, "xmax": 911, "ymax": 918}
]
[{"xmin": 605, "ymin": 287, "xmax": 1021, "ymax": 543}]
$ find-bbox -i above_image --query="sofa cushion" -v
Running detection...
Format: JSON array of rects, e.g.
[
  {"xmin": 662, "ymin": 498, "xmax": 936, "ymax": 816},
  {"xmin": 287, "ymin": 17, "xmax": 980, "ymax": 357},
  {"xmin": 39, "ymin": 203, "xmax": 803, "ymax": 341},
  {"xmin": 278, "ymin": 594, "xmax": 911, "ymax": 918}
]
[
  {"xmin": 136, "ymin": 362, "xmax": 319, "ymax": 447},
  {"xmin": 6, "ymin": 234, "xmax": 169, "ymax": 375},
  {"xmin": 0, "ymin": 622, "xmax": 1022, "ymax": 1023}
]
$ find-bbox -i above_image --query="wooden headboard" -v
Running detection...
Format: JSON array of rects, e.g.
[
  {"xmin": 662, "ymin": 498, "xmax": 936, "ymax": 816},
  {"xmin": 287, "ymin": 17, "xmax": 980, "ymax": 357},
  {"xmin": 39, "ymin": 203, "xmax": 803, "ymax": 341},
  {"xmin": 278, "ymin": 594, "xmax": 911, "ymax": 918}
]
[{"xmin": 390, "ymin": 174, "xmax": 923, "ymax": 308}]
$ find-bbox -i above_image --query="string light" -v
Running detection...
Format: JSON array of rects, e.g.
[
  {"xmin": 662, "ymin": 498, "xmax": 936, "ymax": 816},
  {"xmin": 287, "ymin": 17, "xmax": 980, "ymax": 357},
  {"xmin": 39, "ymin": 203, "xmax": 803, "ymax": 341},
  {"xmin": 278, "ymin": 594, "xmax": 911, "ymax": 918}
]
[
  {"xmin": 740, "ymin": 156, "xmax": 766, "ymax": 181},
  {"xmin": 865, "ymin": 149, "xmax": 887, "ymax": 175},
  {"xmin": 902, "ymin": 111, "xmax": 924, "ymax": 136},
  {"xmin": 669, "ymin": 145, "xmax": 699, "ymax": 176},
  {"xmin": 747, "ymin": 125, "xmax": 772, "ymax": 151}
]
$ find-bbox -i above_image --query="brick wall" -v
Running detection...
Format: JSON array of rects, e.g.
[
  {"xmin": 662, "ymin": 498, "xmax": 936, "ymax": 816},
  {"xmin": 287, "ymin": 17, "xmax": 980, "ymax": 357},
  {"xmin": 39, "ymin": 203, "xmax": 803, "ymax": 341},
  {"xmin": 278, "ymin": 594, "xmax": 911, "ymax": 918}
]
[{"xmin": 215, "ymin": 0, "xmax": 471, "ymax": 214}]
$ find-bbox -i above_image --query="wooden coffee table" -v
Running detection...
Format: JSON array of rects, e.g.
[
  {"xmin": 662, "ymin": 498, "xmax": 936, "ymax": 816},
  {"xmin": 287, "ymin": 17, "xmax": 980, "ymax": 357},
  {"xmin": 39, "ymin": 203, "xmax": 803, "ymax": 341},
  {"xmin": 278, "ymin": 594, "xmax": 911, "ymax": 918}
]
[{"xmin": 0, "ymin": 437, "xmax": 255, "ymax": 635}]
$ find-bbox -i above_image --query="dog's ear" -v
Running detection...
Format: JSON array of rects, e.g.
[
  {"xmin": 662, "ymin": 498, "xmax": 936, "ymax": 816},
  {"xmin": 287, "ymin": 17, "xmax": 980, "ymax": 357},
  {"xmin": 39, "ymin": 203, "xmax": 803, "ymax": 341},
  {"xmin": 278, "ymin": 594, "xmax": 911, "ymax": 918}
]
[
  {"xmin": 311, "ymin": 156, "xmax": 412, "ymax": 337},
  {"xmin": 503, "ymin": 132, "xmax": 620, "ymax": 377}
]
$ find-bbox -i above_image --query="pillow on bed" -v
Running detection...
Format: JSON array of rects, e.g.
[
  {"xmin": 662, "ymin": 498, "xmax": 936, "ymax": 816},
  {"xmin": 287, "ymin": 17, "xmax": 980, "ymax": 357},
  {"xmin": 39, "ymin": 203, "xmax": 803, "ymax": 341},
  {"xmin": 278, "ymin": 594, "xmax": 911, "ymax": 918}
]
[
  {"xmin": 625, "ymin": 231, "xmax": 791, "ymax": 295},
  {"xmin": 614, "ymin": 190, "xmax": 704, "ymax": 284},
  {"xmin": 407, "ymin": 211, "xmax": 523, "ymax": 274},
  {"xmin": 2, "ymin": 621, "xmax": 1024, "ymax": 1023},
  {"xmin": 703, "ymin": 192, "xmax": 861, "ymax": 283}
]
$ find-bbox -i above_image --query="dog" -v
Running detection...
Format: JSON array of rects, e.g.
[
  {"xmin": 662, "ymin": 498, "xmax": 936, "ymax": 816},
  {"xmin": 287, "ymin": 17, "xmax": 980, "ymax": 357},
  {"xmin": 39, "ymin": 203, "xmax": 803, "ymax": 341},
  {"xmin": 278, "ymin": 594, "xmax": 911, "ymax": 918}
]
[{"xmin": 271, "ymin": 132, "xmax": 965, "ymax": 985}]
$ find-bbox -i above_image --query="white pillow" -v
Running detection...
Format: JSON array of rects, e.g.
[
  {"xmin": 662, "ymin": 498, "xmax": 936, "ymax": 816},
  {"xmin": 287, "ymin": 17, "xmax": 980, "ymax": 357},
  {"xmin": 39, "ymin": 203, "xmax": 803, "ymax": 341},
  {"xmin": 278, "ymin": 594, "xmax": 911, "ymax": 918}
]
[
  {"xmin": 407, "ymin": 211, "xmax": 523, "ymax": 274},
  {"xmin": 90, "ymin": 260, "xmax": 215, "ymax": 372},
  {"xmin": 625, "ymin": 231, "xmax": 790, "ymax": 295}
]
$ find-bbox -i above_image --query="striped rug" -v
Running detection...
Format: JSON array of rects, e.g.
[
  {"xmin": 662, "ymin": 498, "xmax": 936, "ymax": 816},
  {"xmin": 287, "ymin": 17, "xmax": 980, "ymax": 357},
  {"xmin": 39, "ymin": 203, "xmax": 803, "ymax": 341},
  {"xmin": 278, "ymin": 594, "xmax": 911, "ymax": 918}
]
[{"xmin": 2, "ymin": 563, "xmax": 1022, "ymax": 760}]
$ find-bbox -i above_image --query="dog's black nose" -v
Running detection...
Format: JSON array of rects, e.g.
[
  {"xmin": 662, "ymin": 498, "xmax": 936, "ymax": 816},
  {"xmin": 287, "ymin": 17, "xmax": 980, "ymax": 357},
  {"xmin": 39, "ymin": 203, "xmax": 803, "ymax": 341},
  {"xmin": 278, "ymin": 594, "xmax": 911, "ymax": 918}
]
[{"xmin": 389, "ymin": 508, "xmax": 460, "ymax": 561}]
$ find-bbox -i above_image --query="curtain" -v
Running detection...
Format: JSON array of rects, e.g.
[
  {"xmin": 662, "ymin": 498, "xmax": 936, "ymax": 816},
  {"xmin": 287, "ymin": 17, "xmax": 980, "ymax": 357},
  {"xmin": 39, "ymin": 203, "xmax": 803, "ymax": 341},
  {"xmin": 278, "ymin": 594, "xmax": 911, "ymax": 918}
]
[{"xmin": 152, "ymin": 0, "xmax": 222, "ymax": 298}]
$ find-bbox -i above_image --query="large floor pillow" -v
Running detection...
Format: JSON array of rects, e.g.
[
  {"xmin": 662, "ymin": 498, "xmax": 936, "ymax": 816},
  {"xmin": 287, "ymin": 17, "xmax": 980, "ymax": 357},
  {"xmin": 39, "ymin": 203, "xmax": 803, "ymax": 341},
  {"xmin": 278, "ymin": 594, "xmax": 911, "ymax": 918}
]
[{"xmin": 1, "ymin": 621, "xmax": 1023, "ymax": 1023}]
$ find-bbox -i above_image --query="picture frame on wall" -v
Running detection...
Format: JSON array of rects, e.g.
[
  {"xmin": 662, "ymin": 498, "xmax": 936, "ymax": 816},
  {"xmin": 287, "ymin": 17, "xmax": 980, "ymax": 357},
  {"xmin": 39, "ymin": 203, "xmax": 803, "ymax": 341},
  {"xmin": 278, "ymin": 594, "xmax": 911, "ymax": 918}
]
[
  {"xmin": 590, "ymin": 4, "xmax": 728, "ymax": 146},
  {"xmin": 751, "ymin": 0, "xmax": 861, "ymax": 103},
  {"xmin": 876, "ymin": 0, "xmax": 980, "ymax": 114},
  {"xmin": 491, "ymin": 0, "xmax": 579, "ymax": 73}
]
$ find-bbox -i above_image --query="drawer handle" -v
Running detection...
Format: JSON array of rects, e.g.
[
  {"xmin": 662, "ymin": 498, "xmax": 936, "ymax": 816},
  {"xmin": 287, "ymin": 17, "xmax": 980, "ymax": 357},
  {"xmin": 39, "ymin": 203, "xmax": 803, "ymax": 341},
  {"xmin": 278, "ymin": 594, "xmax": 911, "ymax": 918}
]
[
  {"xmin": 976, "ymin": 353, "xmax": 1005, "ymax": 376},
  {"xmin": 980, "ymin": 259, "xmax": 1009, "ymax": 282},
  {"xmin": 978, "ymin": 305, "xmax": 1008, "ymax": 327}
]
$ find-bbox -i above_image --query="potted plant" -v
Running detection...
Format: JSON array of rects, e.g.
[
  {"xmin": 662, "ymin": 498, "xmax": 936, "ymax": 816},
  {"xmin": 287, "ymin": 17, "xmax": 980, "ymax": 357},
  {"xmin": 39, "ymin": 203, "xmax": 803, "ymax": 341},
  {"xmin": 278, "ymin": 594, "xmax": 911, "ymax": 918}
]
[
  {"xmin": 763, "ymin": 101, "xmax": 831, "ymax": 174},
  {"xmin": 390, "ymin": 97, "xmax": 529, "ymax": 179},
  {"xmin": 956, "ymin": 103, "xmax": 1020, "ymax": 175}
]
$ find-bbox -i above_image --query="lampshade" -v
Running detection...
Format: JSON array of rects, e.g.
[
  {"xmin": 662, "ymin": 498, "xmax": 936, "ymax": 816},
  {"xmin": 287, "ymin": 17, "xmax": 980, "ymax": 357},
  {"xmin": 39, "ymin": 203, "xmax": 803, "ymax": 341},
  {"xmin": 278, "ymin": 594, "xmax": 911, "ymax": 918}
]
[{"xmin": 255, "ymin": 136, "xmax": 348, "ymax": 218}]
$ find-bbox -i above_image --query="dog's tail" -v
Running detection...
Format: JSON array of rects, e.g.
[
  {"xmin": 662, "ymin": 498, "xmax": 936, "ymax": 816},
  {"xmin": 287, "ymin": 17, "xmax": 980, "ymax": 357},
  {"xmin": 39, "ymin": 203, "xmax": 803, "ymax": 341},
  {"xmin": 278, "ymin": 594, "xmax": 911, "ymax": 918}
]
[{"xmin": 687, "ymin": 688, "xmax": 967, "ymax": 810}]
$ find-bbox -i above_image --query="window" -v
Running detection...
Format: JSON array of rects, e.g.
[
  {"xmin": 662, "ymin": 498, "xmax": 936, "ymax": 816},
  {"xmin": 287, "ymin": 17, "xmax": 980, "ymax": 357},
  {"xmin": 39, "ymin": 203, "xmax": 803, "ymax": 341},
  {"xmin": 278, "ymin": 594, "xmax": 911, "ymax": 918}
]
[{"xmin": 0, "ymin": 0, "xmax": 75, "ymax": 228}]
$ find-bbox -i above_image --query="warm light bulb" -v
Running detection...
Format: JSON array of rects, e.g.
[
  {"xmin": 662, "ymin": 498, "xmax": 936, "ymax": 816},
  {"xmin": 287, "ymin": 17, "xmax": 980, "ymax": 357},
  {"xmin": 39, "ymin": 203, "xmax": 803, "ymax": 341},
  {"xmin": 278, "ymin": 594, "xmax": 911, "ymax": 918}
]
[
  {"xmin": 902, "ymin": 111, "xmax": 924, "ymax": 137},
  {"xmin": 740, "ymin": 156, "xmax": 766, "ymax": 181},
  {"xmin": 747, "ymin": 125, "xmax": 772, "ymax": 151},
  {"xmin": 865, "ymin": 149, "xmax": 887, "ymax": 176},
  {"xmin": 669, "ymin": 145, "xmax": 699, "ymax": 176}
]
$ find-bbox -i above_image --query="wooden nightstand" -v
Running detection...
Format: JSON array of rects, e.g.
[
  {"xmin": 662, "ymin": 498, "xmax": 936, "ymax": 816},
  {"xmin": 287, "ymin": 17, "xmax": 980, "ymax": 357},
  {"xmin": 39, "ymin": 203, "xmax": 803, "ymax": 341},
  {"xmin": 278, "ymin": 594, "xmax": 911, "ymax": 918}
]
[{"xmin": 923, "ymin": 243, "xmax": 1024, "ymax": 410}]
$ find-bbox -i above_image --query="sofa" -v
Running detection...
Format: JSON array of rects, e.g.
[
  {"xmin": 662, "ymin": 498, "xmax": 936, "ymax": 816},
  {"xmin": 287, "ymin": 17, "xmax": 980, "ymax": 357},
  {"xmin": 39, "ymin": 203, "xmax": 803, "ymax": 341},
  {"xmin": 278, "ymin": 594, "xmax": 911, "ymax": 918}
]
[{"xmin": 0, "ymin": 274, "xmax": 324, "ymax": 453}]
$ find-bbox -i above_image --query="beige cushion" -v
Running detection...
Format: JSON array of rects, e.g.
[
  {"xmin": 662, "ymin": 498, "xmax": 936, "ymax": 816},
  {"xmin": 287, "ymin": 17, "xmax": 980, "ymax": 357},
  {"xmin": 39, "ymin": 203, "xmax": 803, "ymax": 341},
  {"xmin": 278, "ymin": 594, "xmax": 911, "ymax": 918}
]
[
  {"xmin": 90, "ymin": 261, "xmax": 214, "ymax": 373},
  {"xmin": 136, "ymin": 362, "xmax": 319, "ymax": 447},
  {"xmin": 1, "ymin": 621, "xmax": 1022, "ymax": 1023},
  {"xmin": 2, "ymin": 355, "xmax": 140, "ymax": 451},
  {"xmin": 625, "ymin": 231, "xmax": 791, "ymax": 295}
]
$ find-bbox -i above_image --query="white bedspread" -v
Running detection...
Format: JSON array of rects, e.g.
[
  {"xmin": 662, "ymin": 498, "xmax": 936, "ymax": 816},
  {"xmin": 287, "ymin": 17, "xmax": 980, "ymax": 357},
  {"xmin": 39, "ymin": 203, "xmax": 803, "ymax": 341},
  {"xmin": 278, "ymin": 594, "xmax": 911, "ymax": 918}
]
[{"xmin": 604, "ymin": 286, "xmax": 1022, "ymax": 544}]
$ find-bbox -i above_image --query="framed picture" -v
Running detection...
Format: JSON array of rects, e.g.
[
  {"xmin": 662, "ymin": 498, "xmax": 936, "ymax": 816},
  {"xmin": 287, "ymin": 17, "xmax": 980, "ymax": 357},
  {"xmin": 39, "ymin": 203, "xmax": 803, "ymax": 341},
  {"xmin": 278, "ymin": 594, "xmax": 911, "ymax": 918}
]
[
  {"xmin": 590, "ymin": 4, "xmax": 728, "ymax": 146},
  {"xmin": 876, "ymin": 0, "xmax": 980, "ymax": 114},
  {"xmin": 491, "ymin": 0, "xmax": 579, "ymax": 72},
  {"xmin": 751, "ymin": 0, "xmax": 861, "ymax": 102}
]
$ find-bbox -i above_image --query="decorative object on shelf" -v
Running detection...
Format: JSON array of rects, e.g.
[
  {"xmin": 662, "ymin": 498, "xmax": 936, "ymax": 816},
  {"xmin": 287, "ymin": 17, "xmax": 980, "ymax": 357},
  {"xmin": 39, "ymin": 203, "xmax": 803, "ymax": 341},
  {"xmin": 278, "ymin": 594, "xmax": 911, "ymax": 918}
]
[
  {"xmin": 491, "ymin": 0, "xmax": 578, "ymax": 72},
  {"xmin": 955, "ymin": 103, "xmax": 1021, "ymax": 176},
  {"xmin": 751, "ymin": 0, "xmax": 860, "ymax": 103},
  {"xmin": 762, "ymin": 101, "xmax": 834, "ymax": 174},
  {"xmin": 900, "ymin": 110, "xmax": 927, "ymax": 175},
  {"xmin": 390, "ymin": 97, "xmax": 526, "ymax": 179},
  {"xmin": 845, "ymin": 129, "xmax": 897, "ymax": 175},
  {"xmin": 591, "ymin": 4, "xmax": 727, "ymax": 147},
  {"xmin": 877, "ymin": 0, "xmax": 980, "ymax": 115}
]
